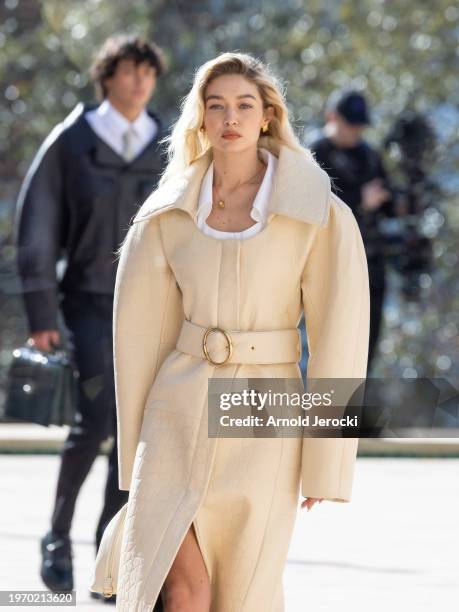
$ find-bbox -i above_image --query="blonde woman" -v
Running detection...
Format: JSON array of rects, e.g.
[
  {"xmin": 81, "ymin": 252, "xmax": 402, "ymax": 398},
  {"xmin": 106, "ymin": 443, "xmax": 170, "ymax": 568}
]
[{"xmin": 112, "ymin": 52, "xmax": 370, "ymax": 611}]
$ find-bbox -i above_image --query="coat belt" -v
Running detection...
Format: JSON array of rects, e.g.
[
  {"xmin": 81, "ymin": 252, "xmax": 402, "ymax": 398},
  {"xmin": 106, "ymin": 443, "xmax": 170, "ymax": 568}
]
[{"xmin": 176, "ymin": 320, "xmax": 302, "ymax": 366}]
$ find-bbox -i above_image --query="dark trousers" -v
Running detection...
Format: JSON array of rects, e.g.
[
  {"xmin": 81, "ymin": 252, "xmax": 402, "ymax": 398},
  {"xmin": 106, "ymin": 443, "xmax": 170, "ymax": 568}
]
[
  {"xmin": 367, "ymin": 258, "xmax": 386, "ymax": 373},
  {"xmin": 50, "ymin": 291, "xmax": 128, "ymax": 552}
]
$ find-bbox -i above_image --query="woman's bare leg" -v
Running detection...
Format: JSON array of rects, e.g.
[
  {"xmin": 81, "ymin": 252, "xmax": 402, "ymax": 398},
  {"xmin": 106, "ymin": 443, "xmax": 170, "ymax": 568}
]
[{"xmin": 160, "ymin": 523, "xmax": 211, "ymax": 612}]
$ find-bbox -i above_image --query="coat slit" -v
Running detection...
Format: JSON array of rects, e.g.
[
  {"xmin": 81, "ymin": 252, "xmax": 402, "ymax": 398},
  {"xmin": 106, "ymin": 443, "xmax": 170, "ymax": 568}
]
[
  {"xmin": 144, "ymin": 474, "xmax": 215, "ymax": 609},
  {"xmin": 192, "ymin": 518, "xmax": 212, "ymax": 583},
  {"xmin": 152, "ymin": 510, "xmax": 211, "ymax": 609}
]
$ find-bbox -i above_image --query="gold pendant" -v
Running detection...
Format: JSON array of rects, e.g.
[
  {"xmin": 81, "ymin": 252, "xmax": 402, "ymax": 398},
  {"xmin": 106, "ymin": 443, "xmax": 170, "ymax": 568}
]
[{"xmin": 218, "ymin": 200, "xmax": 225, "ymax": 209}]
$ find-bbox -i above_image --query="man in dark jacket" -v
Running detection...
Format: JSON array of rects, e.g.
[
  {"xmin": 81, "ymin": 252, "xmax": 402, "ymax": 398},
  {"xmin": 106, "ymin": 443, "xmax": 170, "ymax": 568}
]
[
  {"xmin": 307, "ymin": 89, "xmax": 396, "ymax": 372},
  {"xmin": 14, "ymin": 34, "xmax": 167, "ymax": 597}
]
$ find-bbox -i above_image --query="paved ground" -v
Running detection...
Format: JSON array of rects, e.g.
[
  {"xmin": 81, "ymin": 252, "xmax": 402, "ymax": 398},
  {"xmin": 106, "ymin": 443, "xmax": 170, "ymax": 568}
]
[
  {"xmin": 1, "ymin": 454, "xmax": 458, "ymax": 611},
  {"xmin": 2, "ymin": 422, "xmax": 459, "ymax": 456}
]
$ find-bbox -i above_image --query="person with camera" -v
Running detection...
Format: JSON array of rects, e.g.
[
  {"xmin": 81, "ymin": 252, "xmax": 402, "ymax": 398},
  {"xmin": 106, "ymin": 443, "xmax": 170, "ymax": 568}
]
[
  {"xmin": 308, "ymin": 89, "xmax": 396, "ymax": 371},
  {"xmin": 14, "ymin": 34, "xmax": 166, "ymax": 599}
]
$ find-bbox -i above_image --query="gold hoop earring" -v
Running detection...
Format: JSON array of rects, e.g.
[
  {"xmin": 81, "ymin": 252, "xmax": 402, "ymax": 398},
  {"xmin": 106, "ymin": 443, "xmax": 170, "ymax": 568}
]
[{"xmin": 261, "ymin": 122, "xmax": 269, "ymax": 134}]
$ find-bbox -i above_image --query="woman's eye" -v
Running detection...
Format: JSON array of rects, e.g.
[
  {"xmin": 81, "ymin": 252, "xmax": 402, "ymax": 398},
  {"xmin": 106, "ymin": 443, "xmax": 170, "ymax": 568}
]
[{"xmin": 208, "ymin": 104, "xmax": 253, "ymax": 110}]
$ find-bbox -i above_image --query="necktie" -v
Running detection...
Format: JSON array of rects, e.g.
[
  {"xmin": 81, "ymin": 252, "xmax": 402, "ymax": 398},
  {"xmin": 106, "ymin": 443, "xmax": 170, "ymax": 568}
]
[{"xmin": 122, "ymin": 126, "xmax": 136, "ymax": 162}]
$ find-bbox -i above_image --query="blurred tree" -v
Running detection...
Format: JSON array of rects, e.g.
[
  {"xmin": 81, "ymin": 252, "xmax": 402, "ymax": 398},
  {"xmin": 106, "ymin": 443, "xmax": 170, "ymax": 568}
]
[{"xmin": 0, "ymin": 0, "xmax": 458, "ymax": 398}]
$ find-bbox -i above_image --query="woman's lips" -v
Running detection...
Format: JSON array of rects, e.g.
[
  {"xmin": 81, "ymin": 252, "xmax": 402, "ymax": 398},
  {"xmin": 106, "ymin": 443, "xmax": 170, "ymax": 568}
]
[{"xmin": 222, "ymin": 133, "xmax": 241, "ymax": 140}]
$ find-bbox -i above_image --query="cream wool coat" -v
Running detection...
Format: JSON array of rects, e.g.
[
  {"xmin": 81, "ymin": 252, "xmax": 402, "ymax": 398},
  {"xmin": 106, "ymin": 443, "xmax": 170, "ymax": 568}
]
[{"xmin": 113, "ymin": 144, "xmax": 370, "ymax": 612}]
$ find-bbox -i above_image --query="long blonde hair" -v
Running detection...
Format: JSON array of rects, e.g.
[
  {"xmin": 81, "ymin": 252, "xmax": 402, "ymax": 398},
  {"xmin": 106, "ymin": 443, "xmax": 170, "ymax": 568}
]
[{"xmin": 157, "ymin": 51, "xmax": 315, "ymax": 186}]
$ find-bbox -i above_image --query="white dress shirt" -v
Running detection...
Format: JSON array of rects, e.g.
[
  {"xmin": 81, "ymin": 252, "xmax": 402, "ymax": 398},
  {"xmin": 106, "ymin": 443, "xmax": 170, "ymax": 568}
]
[
  {"xmin": 196, "ymin": 147, "xmax": 278, "ymax": 240},
  {"xmin": 85, "ymin": 99, "xmax": 158, "ymax": 160}
]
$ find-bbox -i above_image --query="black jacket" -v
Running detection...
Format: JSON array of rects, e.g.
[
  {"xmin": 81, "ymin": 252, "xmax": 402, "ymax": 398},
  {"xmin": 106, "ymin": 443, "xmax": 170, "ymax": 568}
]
[
  {"xmin": 14, "ymin": 102, "xmax": 166, "ymax": 333},
  {"xmin": 309, "ymin": 134, "xmax": 395, "ymax": 262}
]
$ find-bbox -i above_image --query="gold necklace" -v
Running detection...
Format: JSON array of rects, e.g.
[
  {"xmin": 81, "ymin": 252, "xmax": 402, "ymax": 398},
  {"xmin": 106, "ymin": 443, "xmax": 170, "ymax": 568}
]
[{"xmin": 213, "ymin": 162, "xmax": 266, "ymax": 210}]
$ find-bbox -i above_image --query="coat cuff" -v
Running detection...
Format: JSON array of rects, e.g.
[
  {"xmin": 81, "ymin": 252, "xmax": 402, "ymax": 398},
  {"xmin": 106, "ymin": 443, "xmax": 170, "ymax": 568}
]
[
  {"xmin": 300, "ymin": 437, "xmax": 359, "ymax": 503},
  {"xmin": 22, "ymin": 289, "xmax": 60, "ymax": 333}
]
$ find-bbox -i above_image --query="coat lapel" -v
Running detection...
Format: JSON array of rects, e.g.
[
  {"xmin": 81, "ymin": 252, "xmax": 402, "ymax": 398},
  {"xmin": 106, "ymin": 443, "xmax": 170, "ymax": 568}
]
[{"xmin": 132, "ymin": 144, "xmax": 331, "ymax": 227}]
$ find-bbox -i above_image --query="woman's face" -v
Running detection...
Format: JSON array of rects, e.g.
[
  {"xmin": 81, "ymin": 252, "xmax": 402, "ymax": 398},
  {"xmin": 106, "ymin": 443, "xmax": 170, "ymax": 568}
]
[{"xmin": 202, "ymin": 74, "xmax": 274, "ymax": 154}]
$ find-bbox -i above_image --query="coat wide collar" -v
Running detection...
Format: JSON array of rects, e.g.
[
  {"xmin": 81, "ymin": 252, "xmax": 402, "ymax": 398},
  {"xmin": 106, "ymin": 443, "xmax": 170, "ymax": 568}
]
[{"xmin": 132, "ymin": 144, "xmax": 331, "ymax": 227}]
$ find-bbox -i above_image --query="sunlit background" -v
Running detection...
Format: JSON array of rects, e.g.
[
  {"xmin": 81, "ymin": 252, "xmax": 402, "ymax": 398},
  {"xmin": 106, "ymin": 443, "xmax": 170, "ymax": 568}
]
[{"xmin": 1, "ymin": 0, "xmax": 458, "ymax": 395}]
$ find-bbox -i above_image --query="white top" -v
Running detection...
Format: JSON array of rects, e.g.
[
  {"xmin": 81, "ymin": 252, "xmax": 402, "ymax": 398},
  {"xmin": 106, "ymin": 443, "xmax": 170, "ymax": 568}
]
[
  {"xmin": 85, "ymin": 99, "xmax": 158, "ymax": 160},
  {"xmin": 196, "ymin": 147, "xmax": 278, "ymax": 240}
]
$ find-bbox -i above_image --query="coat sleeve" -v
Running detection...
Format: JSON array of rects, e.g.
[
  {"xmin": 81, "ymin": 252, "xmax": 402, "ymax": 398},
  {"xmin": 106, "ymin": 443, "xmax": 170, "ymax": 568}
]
[
  {"xmin": 113, "ymin": 214, "xmax": 185, "ymax": 491},
  {"xmin": 300, "ymin": 193, "xmax": 370, "ymax": 503},
  {"xmin": 14, "ymin": 124, "xmax": 67, "ymax": 333}
]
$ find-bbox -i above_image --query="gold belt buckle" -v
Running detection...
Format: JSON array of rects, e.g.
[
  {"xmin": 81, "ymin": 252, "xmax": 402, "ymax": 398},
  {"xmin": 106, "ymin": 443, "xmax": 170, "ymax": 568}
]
[{"xmin": 202, "ymin": 327, "xmax": 233, "ymax": 366}]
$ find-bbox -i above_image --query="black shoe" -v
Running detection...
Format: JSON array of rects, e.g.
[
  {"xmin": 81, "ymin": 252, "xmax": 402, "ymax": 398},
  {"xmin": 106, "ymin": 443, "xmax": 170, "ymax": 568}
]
[{"xmin": 40, "ymin": 531, "xmax": 73, "ymax": 592}]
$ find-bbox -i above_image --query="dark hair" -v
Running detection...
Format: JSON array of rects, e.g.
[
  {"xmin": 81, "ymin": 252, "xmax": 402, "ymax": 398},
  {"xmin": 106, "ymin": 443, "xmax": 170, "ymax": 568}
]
[{"xmin": 89, "ymin": 34, "xmax": 166, "ymax": 100}]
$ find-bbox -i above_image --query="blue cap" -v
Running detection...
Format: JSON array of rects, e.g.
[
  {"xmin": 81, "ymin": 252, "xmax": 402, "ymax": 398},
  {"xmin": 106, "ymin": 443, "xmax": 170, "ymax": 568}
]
[{"xmin": 327, "ymin": 89, "xmax": 371, "ymax": 125}]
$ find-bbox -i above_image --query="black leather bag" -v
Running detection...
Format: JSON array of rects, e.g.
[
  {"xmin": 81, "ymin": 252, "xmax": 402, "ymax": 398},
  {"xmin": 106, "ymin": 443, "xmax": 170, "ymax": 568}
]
[{"xmin": 4, "ymin": 343, "xmax": 77, "ymax": 427}]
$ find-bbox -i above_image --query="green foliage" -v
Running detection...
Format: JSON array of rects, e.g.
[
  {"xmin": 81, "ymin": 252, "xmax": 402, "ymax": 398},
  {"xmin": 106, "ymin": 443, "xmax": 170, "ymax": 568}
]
[{"xmin": 1, "ymin": 0, "xmax": 458, "ymax": 384}]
